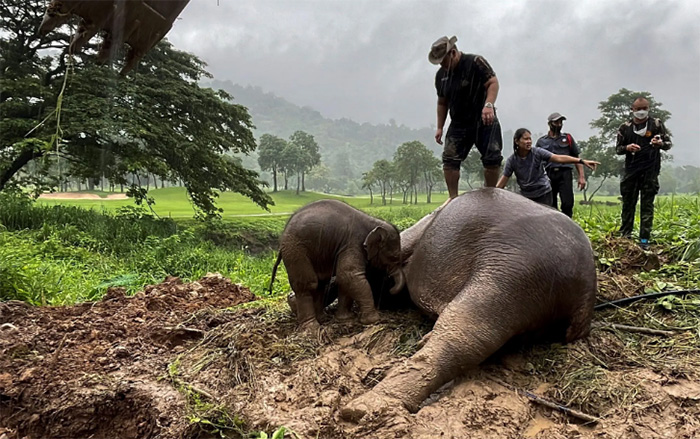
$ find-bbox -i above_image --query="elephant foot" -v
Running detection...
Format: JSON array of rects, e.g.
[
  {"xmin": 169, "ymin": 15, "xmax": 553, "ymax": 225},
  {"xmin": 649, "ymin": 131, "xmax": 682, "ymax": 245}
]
[
  {"xmin": 340, "ymin": 389, "xmax": 406, "ymax": 422},
  {"xmin": 299, "ymin": 319, "xmax": 321, "ymax": 336},
  {"xmin": 359, "ymin": 310, "xmax": 380, "ymax": 325},
  {"xmin": 335, "ymin": 308, "xmax": 355, "ymax": 322}
]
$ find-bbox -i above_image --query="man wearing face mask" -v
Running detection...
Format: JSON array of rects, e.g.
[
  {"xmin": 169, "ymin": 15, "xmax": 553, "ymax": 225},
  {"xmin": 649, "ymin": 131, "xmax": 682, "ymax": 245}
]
[
  {"xmin": 429, "ymin": 35, "xmax": 503, "ymax": 199},
  {"xmin": 616, "ymin": 97, "xmax": 672, "ymax": 250},
  {"xmin": 535, "ymin": 113, "xmax": 586, "ymax": 218}
]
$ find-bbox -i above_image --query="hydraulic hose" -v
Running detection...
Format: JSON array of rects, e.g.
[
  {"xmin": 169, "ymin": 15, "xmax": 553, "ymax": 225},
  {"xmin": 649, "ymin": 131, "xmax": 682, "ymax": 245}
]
[{"xmin": 594, "ymin": 289, "xmax": 700, "ymax": 311}]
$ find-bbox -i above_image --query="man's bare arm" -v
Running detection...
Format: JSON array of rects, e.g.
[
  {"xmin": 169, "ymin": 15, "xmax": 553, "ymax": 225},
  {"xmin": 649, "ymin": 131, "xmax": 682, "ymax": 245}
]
[{"xmin": 435, "ymin": 96, "xmax": 449, "ymax": 144}]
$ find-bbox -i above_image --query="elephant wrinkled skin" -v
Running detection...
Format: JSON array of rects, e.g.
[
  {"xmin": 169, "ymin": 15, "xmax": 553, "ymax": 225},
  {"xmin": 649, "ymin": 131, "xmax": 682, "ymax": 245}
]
[
  {"xmin": 38, "ymin": 0, "xmax": 190, "ymax": 74},
  {"xmin": 271, "ymin": 200, "xmax": 405, "ymax": 331},
  {"xmin": 342, "ymin": 188, "xmax": 597, "ymax": 420}
]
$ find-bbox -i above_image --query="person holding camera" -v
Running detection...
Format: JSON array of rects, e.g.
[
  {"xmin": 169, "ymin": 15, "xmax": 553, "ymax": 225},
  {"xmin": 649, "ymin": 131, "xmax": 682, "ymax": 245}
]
[{"xmin": 616, "ymin": 97, "xmax": 672, "ymax": 250}]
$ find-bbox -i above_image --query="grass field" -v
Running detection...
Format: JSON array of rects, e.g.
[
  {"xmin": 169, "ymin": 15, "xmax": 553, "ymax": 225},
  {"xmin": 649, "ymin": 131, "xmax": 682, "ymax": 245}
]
[
  {"xmin": 37, "ymin": 187, "xmax": 637, "ymax": 218},
  {"xmin": 6, "ymin": 188, "xmax": 697, "ymax": 306},
  {"xmin": 38, "ymin": 188, "xmax": 369, "ymax": 217}
]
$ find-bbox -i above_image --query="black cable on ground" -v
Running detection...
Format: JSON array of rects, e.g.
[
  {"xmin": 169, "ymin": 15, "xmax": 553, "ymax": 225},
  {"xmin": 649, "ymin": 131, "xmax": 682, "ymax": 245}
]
[{"xmin": 594, "ymin": 289, "xmax": 700, "ymax": 311}]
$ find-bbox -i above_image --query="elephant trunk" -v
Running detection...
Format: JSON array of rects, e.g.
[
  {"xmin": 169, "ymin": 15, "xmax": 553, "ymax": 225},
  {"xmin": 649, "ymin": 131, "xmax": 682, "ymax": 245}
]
[{"xmin": 388, "ymin": 268, "xmax": 406, "ymax": 295}]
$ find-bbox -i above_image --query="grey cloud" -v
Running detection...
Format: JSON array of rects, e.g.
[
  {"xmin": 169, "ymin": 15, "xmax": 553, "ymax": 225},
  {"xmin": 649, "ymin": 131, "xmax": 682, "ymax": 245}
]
[{"xmin": 168, "ymin": 0, "xmax": 700, "ymax": 165}]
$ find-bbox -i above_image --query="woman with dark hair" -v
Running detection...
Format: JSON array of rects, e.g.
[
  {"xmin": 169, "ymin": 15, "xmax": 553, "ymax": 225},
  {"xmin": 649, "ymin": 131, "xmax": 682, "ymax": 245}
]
[{"xmin": 496, "ymin": 128, "xmax": 599, "ymax": 206}]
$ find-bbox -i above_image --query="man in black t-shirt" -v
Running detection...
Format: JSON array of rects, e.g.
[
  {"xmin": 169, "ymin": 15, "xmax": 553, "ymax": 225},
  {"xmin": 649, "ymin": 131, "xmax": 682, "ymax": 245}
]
[
  {"xmin": 429, "ymin": 35, "xmax": 503, "ymax": 198},
  {"xmin": 616, "ymin": 97, "xmax": 672, "ymax": 250}
]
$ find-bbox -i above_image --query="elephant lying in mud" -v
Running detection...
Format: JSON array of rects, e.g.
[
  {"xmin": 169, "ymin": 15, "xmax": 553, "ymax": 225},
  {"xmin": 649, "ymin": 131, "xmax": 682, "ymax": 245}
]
[
  {"xmin": 341, "ymin": 188, "xmax": 597, "ymax": 420},
  {"xmin": 270, "ymin": 200, "xmax": 405, "ymax": 331}
]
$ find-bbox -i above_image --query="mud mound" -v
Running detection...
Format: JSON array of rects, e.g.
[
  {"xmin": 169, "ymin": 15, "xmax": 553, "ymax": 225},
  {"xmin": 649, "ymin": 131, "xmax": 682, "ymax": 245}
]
[
  {"xmin": 159, "ymin": 302, "xmax": 700, "ymax": 439},
  {"xmin": 2, "ymin": 274, "xmax": 698, "ymax": 439},
  {"xmin": 0, "ymin": 274, "xmax": 254, "ymax": 439}
]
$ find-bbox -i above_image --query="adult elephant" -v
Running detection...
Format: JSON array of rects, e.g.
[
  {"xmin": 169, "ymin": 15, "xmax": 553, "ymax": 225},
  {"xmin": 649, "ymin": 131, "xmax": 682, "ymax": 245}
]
[
  {"xmin": 39, "ymin": 1, "xmax": 191, "ymax": 74},
  {"xmin": 342, "ymin": 188, "xmax": 597, "ymax": 419},
  {"xmin": 271, "ymin": 200, "xmax": 405, "ymax": 332}
]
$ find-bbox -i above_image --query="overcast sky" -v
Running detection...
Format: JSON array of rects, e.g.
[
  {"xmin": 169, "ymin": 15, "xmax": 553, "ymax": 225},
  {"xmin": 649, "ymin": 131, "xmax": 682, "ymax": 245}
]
[{"xmin": 167, "ymin": 0, "xmax": 700, "ymax": 166}]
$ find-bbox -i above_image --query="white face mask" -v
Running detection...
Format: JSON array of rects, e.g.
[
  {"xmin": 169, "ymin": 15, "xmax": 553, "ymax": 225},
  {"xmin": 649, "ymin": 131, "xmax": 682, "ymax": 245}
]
[
  {"xmin": 633, "ymin": 120, "xmax": 648, "ymax": 136},
  {"xmin": 633, "ymin": 110, "xmax": 649, "ymax": 120}
]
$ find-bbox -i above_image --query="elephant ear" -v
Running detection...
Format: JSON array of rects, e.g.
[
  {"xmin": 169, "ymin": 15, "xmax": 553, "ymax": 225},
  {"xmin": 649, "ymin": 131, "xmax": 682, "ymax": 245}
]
[{"xmin": 364, "ymin": 226, "xmax": 389, "ymax": 260}]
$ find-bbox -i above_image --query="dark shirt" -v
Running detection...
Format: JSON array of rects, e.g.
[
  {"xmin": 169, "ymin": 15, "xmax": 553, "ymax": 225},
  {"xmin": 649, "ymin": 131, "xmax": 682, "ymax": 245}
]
[
  {"xmin": 615, "ymin": 117, "xmax": 672, "ymax": 175},
  {"xmin": 503, "ymin": 147, "xmax": 553, "ymax": 198},
  {"xmin": 536, "ymin": 133, "xmax": 579, "ymax": 169},
  {"xmin": 435, "ymin": 53, "xmax": 495, "ymax": 132}
]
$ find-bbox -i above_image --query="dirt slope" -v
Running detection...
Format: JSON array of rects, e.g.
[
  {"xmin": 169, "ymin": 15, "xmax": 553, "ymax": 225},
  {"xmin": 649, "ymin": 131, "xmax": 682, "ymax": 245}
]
[{"xmin": 1, "ymin": 270, "xmax": 698, "ymax": 439}]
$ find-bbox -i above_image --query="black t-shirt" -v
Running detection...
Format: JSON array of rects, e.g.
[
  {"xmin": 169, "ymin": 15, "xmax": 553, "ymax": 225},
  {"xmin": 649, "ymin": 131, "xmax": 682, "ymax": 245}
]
[
  {"xmin": 435, "ymin": 53, "xmax": 496, "ymax": 130},
  {"xmin": 616, "ymin": 118, "xmax": 670, "ymax": 175}
]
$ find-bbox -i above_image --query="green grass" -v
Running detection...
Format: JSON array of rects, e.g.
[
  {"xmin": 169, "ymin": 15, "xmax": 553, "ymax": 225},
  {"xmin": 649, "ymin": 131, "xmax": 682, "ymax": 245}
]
[
  {"xmin": 37, "ymin": 187, "xmax": 366, "ymax": 217},
  {"xmin": 37, "ymin": 186, "xmax": 693, "ymax": 219},
  {"xmin": 37, "ymin": 187, "xmax": 459, "ymax": 218},
  {"xmin": 0, "ymin": 193, "xmax": 291, "ymax": 305},
  {"xmin": 4, "ymin": 189, "xmax": 699, "ymax": 306}
]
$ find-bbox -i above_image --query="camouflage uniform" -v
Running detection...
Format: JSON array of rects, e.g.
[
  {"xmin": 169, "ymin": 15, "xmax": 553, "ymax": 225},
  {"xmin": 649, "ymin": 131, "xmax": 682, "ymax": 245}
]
[{"xmin": 616, "ymin": 117, "xmax": 672, "ymax": 240}]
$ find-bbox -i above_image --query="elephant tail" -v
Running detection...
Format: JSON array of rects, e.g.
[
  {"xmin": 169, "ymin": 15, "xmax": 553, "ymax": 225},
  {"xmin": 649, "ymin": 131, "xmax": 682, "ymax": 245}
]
[{"xmin": 269, "ymin": 252, "xmax": 283, "ymax": 294}]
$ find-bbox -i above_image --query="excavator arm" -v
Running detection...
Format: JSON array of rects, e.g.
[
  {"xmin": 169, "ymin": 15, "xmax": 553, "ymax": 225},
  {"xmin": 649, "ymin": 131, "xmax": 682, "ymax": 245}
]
[{"xmin": 39, "ymin": 0, "xmax": 191, "ymax": 75}]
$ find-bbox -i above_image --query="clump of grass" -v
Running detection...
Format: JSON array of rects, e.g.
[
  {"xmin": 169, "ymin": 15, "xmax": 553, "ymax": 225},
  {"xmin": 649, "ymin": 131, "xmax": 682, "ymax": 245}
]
[
  {"xmin": 357, "ymin": 310, "xmax": 432, "ymax": 357},
  {"xmin": 518, "ymin": 338, "xmax": 651, "ymax": 417},
  {"xmin": 171, "ymin": 300, "xmax": 318, "ymax": 400},
  {"xmin": 168, "ymin": 356, "xmax": 248, "ymax": 438},
  {"xmin": 513, "ymin": 292, "xmax": 700, "ymax": 418},
  {"xmin": 0, "ymin": 193, "xmax": 292, "ymax": 304}
]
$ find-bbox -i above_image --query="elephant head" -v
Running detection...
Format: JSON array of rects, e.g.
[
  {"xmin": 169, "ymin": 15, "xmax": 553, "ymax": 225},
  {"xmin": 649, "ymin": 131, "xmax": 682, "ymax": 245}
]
[
  {"xmin": 399, "ymin": 202, "xmax": 446, "ymax": 265},
  {"xmin": 363, "ymin": 225, "xmax": 405, "ymax": 295}
]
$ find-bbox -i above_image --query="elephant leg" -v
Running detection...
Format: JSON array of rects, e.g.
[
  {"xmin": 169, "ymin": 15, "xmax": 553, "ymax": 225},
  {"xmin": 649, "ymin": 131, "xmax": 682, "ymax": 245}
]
[
  {"xmin": 335, "ymin": 251, "xmax": 379, "ymax": 325},
  {"xmin": 70, "ymin": 21, "xmax": 100, "ymax": 54},
  {"xmin": 285, "ymin": 255, "xmax": 320, "ymax": 333},
  {"xmin": 314, "ymin": 281, "xmax": 331, "ymax": 322},
  {"xmin": 335, "ymin": 293, "xmax": 355, "ymax": 322},
  {"xmin": 341, "ymin": 284, "xmax": 512, "ymax": 420}
]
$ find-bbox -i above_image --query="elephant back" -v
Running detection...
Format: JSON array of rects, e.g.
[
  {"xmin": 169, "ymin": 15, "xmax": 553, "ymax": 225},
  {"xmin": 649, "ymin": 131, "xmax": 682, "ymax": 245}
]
[{"xmin": 406, "ymin": 188, "xmax": 595, "ymax": 318}]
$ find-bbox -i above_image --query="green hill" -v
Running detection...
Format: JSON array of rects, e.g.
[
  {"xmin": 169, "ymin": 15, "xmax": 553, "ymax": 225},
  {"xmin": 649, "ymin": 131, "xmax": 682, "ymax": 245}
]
[{"xmin": 210, "ymin": 80, "xmax": 439, "ymax": 180}]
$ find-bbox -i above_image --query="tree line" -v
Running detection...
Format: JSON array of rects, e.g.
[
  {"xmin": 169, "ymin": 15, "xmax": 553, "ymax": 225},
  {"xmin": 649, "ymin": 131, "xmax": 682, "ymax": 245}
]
[
  {"xmin": 361, "ymin": 141, "xmax": 443, "ymax": 205},
  {"xmin": 1, "ymin": 0, "xmax": 270, "ymax": 217},
  {"xmin": 257, "ymin": 131, "xmax": 320, "ymax": 194}
]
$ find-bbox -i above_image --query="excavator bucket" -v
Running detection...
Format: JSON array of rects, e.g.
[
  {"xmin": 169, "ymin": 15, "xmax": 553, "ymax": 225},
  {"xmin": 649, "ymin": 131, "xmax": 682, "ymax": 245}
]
[{"xmin": 39, "ymin": 0, "xmax": 191, "ymax": 75}]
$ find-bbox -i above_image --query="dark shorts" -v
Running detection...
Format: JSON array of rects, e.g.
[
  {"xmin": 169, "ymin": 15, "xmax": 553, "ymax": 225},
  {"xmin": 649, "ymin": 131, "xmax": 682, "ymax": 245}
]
[{"xmin": 442, "ymin": 117, "xmax": 503, "ymax": 170}]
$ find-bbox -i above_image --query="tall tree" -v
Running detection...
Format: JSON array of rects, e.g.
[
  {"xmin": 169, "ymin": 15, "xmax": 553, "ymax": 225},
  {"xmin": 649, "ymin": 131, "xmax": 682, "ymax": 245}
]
[
  {"xmin": 257, "ymin": 134, "xmax": 287, "ymax": 192},
  {"xmin": 370, "ymin": 159, "xmax": 394, "ymax": 205},
  {"xmin": 289, "ymin": 130, "xmax": 320, "ymax": 192},
  {"xmin": 361, "ymin": 170, "xmax": 376, "ymax": 204},
  {"xmin": 280, "ymin": 142, "xmax": 305, "ymax": 194},
  {"xmin": 394, "ymin": 141, "xmax": 431, "ymax": 204},
  {"xmin": 0, "ymin": 0, "xmax": 271, "ymax": 216},
  {"xmin": 421, "ymin": 153, "xmax": 441, "ymax": 203}
]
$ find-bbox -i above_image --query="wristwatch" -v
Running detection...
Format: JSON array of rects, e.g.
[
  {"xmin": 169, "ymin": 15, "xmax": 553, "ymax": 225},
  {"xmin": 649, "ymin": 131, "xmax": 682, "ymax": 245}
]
[
  {"xmin": 484, "ymin": 102, "xmax": 494, "ymax": 109},
  {"xmin": 579, "ymin": 158, "xmax": 585, "ymax": 164}
]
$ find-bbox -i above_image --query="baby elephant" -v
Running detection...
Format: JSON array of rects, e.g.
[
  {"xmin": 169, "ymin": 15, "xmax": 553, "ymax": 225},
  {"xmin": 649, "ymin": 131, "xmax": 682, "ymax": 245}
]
[{"xmin": 270, "ymin": 200, "xmax": 405, "ymax": 331}]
